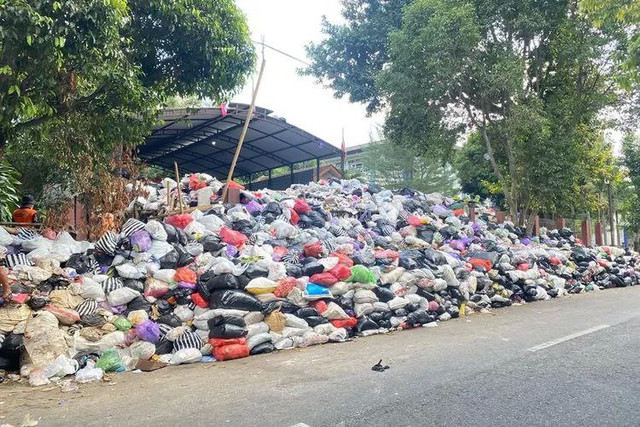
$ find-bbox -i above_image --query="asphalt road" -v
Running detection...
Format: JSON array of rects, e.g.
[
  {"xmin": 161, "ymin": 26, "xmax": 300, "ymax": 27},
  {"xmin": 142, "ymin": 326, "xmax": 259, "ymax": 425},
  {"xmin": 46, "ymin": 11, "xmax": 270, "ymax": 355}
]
[{"xmin": 3, "ymin": 287, "xmax": 640, "ymax": 427}]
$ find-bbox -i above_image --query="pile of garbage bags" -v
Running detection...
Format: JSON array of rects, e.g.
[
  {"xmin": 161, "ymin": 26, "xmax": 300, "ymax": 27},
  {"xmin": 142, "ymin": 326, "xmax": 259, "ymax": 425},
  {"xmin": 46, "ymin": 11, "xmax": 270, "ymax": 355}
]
[{"xmin": 1, "ymin": 173, "xmax": 639, "ymax": 386}]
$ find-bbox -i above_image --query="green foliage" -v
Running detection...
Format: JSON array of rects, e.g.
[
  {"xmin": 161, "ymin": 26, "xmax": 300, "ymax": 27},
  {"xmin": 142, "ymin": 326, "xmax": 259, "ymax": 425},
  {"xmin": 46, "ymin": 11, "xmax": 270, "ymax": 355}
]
[
  {"xmin": 359, "ymin": 140, "xmax": 460, "ymax": 194},
  {"xmin": 0, "ymin": 0, "xmax": 255, "ymax": 147},
  {"xmin": 377, "ymin": 0, "xmax": 624, "ymax": 225},
  {"xmin": 581, "ymin": 0, "xmax": 640, "ymax": 86},
  {"xmin": 0, "ymin": 160, "xmax": 20, "ymax": 221},
  {"xmin": 453, "ymin": 133, "xmax": 503, "ymax": 206},
  {"xmin": 621, "ymin": 134, "xmax": 640, "ymax": 234},
  {"xmin": 302, "ymin": 0, "xmax": 411, "ymax": 114}
]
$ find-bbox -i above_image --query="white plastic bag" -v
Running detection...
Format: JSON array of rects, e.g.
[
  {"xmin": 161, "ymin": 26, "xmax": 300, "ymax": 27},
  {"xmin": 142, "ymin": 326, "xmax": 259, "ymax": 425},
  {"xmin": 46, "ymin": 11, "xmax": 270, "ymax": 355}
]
[
  {"xmin": 154, "ymin": 269, "xmax": 176, "ymax": 283},
  {"xmin": 145, "ymin": 220, "xmax": 168, "ymax": 241},
  {"xmin": 107, "ymin": 287, "xmax": 141, "ymax": 306},
  {"xmin": 247, "ymin": 332, "xmax": 272, "ymax": 350},
  {"xmin": 170, "ymin": 348, "xmax": 202, "ymax": 365},
  {"xmin": 0, "ymin": 226, "xmax": 13, "ymax": 246},
  {"xmin": 284, "ymin": 313, "xmax": 309, "ymax": 329},
  {"xmin": 75, "ymin": 361, "xmax": 104, "ymax": 383}
]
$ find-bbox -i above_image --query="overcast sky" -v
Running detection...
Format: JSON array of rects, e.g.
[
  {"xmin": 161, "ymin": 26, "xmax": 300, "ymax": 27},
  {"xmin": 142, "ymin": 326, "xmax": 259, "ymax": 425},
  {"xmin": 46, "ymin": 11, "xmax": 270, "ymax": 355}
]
[{"xmin": 232, "ymin": 0, "xmax": 384, "ymax": 149}]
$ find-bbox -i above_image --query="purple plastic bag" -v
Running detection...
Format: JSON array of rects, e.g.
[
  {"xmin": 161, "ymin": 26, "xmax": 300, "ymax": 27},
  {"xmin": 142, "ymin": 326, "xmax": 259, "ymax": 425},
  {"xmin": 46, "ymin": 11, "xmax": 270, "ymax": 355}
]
[
  {"xmin": 130, "ymin": 230, "xmax": 152, "ymax": 252},
  {"xmin": 226, "ymin": 245, "xmax": 238, "ymax": 258},
  {"xmin": 245, "ymin": 200, "xmax": 264, "ymax": 214},
  {"xmin": 449, "ymin": 240, "xmax": 466, "ymax": 251},
  {"xmin": 136, "ymin": 320, "xmax": 161, "ymax": 343},
  {"xmin": 178, "ymin": 281, "xmax": 197, "ymax": 290}
]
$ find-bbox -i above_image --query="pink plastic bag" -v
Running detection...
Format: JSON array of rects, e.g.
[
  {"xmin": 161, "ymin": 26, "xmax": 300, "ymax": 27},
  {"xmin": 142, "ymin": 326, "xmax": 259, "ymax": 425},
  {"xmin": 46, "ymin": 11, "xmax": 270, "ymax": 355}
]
[{"xmin": 293, "ymin": 199, "xmax": 311, "ymax": 214}]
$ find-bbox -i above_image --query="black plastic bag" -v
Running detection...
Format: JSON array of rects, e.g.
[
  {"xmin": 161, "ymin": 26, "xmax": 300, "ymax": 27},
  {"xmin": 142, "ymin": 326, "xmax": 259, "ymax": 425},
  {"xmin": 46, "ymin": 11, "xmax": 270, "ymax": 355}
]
[
  {"xmin": 201, "ymin": 235, "xmax": 224, "ymax": 253},
  {"xmin": 369, "ymin": 312, "xmax": 385, "ymax": 323},
  {"xmin": 303, "ymin": 262, "xmax": 324, "ymax": 277},
  {"xmin": 159, "ymin": 249, "xmax": 179, "ymax": 269},
  {"xmin": 285, "ymin": 264, "xmax": 303, "ymax": 278},
  {"xmin": 262, "ymin": 299, "xmax": 299, "ymax": 314},
  {"xmin": 305, "ymin": 316, "xmax": 328, "ymax": 327},
  {"xmin": 0, "ymin": 349, "xmax": 20, "ymax": 371},
  {"xmin": 27, "ymin": 296, "xmax": 48, "ymax": 310},
  {"xmin": 393, "ymin": 308, "xmax": 408, "ymax": 317},
  {"xmin": 373, "ymin": 287, "xmax": 395, "ymax": 303},
  {"xmin": 250, "ymin": 341, "xmax": 275, "ymax": 355},
  {"xmin": 1, "ymin": 333, "xmax": 23, "ymax": 351},
  {"xmin": 263, "ymin": 202, "xmax": 283, "ymax": 217},
  {"xmin": 245, "ymin": 264, "xmax": 269, "ymax": 279},
  {"xmin": 207, "ymin": 315, "xmax": 246, "ymax": 329},
  {"xmin": 66, "ymin": 254, "xmax": 94, "ymax": 274},
  {"xmin": 164, "ymin": 223, "xmax": 179, "ymax": 243},
  {"xmin": 199, "ymin": 272, "xmax": 241, "ymax": 292},
  {"xmin": 127, "ymin": 296, "xmax": 152, "ymax": 313},
  {"xmin": 209, "ymin": 324, "xmax": 248, "ymax": 339},
  {"xmin": 157, "ymin": 314, "xmax": 182, "ymax": 328},
  {"xmin": 356, "ymin": 316, "xmax": 379, "ymax": 333},
  {"xmin": 296, "ymin": 307, "xmax": 319, "ymax": 318},
  {"xmin": 208, "ymin": 289, "xmax": 262, "ymax": 312},
  {"xmin": 123, "ymin": 279, "xmax": 144, "ymax": 293},
  {"xmin": 175, "ymin": 245, "xmax": 195, "ymax": 267},
  {"xmin": 155, "ymin": 339, "xmax": 174, "ymax": 355}
]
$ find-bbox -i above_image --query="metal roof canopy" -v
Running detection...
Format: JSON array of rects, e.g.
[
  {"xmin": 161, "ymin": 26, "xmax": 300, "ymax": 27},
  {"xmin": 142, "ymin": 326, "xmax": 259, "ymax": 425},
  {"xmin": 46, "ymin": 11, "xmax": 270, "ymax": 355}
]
[{"xmin": 139, "ymin": 103, "xmax": 342, "ymax": 180}]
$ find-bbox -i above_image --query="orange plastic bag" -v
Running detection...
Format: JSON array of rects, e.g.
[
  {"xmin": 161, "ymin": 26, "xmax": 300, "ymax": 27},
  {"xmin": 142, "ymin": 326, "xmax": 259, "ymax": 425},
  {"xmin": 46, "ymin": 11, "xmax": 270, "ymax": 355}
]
[
  {"xmin": 469, "ymin": 258, "xmax": 492, "ymax": 271},
  {"xmin": 310, "ymin": 300, "xmax": 328, "ymax": 314},
  {"xmin": 220, "ymin": 227, "xmax": 248, "ymax": 248},
  {"xmin": 191, "ymin": 293, "xmax": 209, "ymax": 308},
  {"xmin": 209, "ymin": 337, "xmax": 247, "ymax": 349},
  {"xmin": 213, "ymin": 344, "xmax": 250, "ymax": 361},
  {"xmin": 174, "ymin": 267, "xmax": 197, "ymax": 284},
  {"xmin": 189, "ymin": 174, "xmax": 208, "ymax": 190}
]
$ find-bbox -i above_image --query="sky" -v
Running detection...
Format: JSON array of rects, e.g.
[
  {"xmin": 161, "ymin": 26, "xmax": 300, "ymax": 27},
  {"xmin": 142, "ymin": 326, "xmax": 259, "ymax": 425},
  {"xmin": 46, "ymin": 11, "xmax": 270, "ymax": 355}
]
[{"xmin": 232, "ymin": 0, "xmax": 384, "ymax": 149}]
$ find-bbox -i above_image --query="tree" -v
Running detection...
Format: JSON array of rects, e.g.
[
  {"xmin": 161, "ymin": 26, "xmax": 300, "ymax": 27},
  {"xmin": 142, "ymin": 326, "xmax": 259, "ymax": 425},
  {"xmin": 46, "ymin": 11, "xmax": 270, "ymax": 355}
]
[
  {"xmin": 377, "ymin": 0, "xmax": 624, "ymax": 229},
  {"xmin": 0, "ymin": 0, "xmax": 255, "ymax": 149},
  {"xmin": 581, "ymin": 0, "xmax": 640, "ymax": 85},
  {"xmin": 453, "ymin": 132, "xmax": 503, "ymax": 206},
  {"xmin": 302, "ymin": 0, "xmax": 411, "ymax": 114},
  {"xmin": 359, "ymin": 139, "xmax": 460, "ymax": 194},
  {"xmin": 621, "ymin": 134, "xmax": 640, "ymax": 247}
]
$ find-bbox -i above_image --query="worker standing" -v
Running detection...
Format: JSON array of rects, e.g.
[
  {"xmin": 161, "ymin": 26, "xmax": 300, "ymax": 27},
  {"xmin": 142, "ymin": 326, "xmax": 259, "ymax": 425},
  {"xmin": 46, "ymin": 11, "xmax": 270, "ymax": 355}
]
[{"xmin": 12, "ymin": 195, "xmax": 38, "ymax": 224}]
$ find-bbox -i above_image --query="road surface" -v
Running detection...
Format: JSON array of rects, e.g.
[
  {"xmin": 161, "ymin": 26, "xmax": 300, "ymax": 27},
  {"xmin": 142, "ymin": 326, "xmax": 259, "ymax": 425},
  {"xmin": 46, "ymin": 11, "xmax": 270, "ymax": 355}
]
[{"xmin": 2, "ymin": 287, "xmax": 640, "ymax": 427}]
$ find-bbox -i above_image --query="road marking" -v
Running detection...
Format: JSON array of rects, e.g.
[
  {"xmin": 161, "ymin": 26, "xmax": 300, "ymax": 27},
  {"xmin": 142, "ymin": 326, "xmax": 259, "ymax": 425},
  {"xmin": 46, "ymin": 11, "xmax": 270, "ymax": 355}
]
[{"xmin": 527, "ymin": 324, "xmax": 611, "ymax": 352}]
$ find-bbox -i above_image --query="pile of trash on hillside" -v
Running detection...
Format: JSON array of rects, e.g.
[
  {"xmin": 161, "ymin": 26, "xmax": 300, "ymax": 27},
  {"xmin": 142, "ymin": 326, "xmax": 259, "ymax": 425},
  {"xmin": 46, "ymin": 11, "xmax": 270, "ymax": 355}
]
[{"xmin": 1, "ymin": 173, "xmax": 638, "ymax": 386}]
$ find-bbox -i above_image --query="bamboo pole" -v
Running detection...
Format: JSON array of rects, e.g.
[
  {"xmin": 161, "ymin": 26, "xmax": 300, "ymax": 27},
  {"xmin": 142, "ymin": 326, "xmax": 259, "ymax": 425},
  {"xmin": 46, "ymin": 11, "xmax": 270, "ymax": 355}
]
[
  {"xmin": 174, "ymin": 161, "xmax": 184, "ymax": 214},
  {"xmin": 221, "ymin": 54, "xmax": 267, "ymax": 202}
]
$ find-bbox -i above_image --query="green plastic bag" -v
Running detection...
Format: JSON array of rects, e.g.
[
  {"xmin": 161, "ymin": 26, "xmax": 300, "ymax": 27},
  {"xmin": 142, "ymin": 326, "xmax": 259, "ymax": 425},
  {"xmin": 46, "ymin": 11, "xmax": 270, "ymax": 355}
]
[
  {"xmin": 96, "ymin": 349, "xmax": 124, "ymax": 372},
  {"xmin": 346, "ymin": 265, "xmax": 376, "ymax": 284},
  {"xmin": 113, "ymin": 316, "xmax": 132, "ymax": 331}
]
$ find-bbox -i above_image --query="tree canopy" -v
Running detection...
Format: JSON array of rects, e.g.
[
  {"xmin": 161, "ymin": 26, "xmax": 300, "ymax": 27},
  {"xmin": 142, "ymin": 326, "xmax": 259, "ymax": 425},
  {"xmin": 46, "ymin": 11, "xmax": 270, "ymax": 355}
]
[{"xmin": 0, "ymin": 0, "xmax": 255, "ymax": 149}]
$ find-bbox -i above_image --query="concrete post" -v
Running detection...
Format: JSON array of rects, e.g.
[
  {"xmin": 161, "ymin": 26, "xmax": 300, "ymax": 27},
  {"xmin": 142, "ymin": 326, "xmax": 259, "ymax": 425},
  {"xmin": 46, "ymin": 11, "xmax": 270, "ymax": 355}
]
[
  {"xmin": 595, "ymin": 222, "xmax": 604, "ymax": 246},
  {"xmin": 581, "ymin": 220, "xmax": 591, "ymax": 245}
]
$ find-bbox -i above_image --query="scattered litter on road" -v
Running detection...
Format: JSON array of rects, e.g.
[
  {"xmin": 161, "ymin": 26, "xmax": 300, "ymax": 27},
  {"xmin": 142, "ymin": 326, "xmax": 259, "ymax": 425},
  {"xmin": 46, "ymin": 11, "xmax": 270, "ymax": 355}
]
[
  {"xmin": 0, "ymin": 174, "xmax": 639, "ymax": 386},
  {"xmin": 371, "ymin": 359, "xmax": 390, "ymax": 372}
]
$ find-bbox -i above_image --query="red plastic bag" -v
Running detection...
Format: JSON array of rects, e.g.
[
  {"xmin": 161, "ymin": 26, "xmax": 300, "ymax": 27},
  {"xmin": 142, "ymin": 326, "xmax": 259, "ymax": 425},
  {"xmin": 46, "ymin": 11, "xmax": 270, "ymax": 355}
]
[
  {"xmin": 220, "ymin": 227, "xmax": 248, "ymax": 248},
  {"xmin": 331, "ymin": 317, "xmax": 357, "ymax": 329},
  {"xmin": 226, "ymin": 181, "xmax": 245, "ymax": 190},
  {"xmin": 310, "ymin": 300, "xmax": 328, "ymax": 314},
  {"xmin": 310, "ymin": 272, "xmax": 338, "ymax": 287},
  {"xmin": 329, "ymin": 264, "xmax": 352, "ymax": 281},
  {"xmin": 375, "ymin": 249, "xmax": 399, "ymax": 260},
  {"xmin": 213, "ymin": 344, "xmax": 250, "ymax": 361},
  {"xmin": 330, "ymin": 252, "xmax": 354, "ymax": 267},
  {"xmin": 469, "ymin": 258, "xmax": 492, "ymax": 271},
  {"xmin": 289, "ymin": 208, "xmax": 299, "ymax": 225},
  {"xmin": 293, "ymin": 199, "xmax": 311, "ymax": 214},
  {"xmin": 209, "ymin": 337, "xmax": 247, "ymax": 349},
  {"xmin": 303, "ymin": 241, "xmax": 323, "ymax": 258},
  {"xmin": 174, "ymin": 267, "xmax": 197, "ymax": 284},
  {"xmin": 166, "ymin": 214, "xmax": 194, "ymax": 230},
  {"xmin": 189, "ymin": 174, "xmax": 207, "ymax": 190},
  {"xmin": 517, "ymin": 263, "xmax": 530, "ymax": 272},
  {"xmin": 191, "ymin": 293, "xmax": 209, "ymax": 308},
  {"xmin": 273, "ymin": 277, "xmax": 297, "ymax": 298}
]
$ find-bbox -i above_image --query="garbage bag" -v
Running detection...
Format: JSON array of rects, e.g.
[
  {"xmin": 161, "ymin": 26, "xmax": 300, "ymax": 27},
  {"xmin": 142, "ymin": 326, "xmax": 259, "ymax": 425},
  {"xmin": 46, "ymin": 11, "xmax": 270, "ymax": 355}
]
[
  {"xmin": 208, "ymin": 289, "xmax": 263, "ymax": 312},
  {"xmin": 249, "ymin": 341, "xmax": 275, "ymax": 355},
  {"xmin": 346, "ymin": 265, "xmax": 376, "ymax": 284},
  {"xmin": 220, "ymin": 227, "xmax": 248, "ymax": 248},
  {"xmin": 213, "ymin": 343, "xmax": 249, "ymax": 361},
  {"xmin": 96, "ymin": 349, "xmax": 124, "ymax": 373},
  {"xmin": 200, "ymin": 235, "xmax": 224, "ymax": 253}
]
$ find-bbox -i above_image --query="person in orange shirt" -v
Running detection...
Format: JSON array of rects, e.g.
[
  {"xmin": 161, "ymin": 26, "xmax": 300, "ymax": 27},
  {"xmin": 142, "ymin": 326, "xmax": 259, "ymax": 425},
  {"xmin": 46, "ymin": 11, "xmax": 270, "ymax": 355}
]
[{"xmin": 12, "ymin": 195, "xmax": 38, "ymax": 224}]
